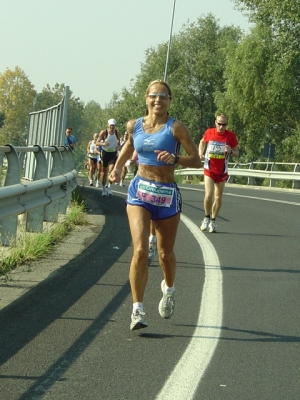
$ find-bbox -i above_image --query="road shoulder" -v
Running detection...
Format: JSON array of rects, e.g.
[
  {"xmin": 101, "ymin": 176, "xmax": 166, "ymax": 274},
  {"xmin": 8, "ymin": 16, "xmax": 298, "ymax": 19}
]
[{"xmin": 0, "ymin": 214, "xmax": 105, "ymax": 312}]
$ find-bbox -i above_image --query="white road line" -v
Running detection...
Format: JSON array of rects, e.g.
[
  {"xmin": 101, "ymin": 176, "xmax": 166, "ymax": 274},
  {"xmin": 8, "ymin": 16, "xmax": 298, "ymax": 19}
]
[
  {"xmin": 178, "ymin": 185, "xmax": 300, "ymax": 206},
  {"xmin": 224, "ymin": 192, "xmax": 300, "ymax": 206},
  {"xmin": 156, "ymin": 214, "xmax": 222, "ymax": 400}
]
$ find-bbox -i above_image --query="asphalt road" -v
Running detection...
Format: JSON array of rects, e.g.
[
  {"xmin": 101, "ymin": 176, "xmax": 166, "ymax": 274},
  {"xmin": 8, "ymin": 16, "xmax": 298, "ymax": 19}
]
[{"xmin": 0, "ymin": 181, "xmax": 299, "ymax": 400}]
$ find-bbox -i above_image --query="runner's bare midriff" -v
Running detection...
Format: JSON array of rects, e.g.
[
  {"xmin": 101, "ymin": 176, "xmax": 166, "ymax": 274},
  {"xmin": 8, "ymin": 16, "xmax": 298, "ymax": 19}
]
[{"xmin": 137, "ymin": 164, "xmax": 176, "ymax": 183}]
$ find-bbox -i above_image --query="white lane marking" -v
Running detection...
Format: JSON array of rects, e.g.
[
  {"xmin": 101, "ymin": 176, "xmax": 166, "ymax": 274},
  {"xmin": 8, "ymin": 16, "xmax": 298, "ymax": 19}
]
[
  {"xmin": 224, "ymin": 192, "xmax": 300, "ymax": 206},
  {"xmin": 156, "ymin": 214, "xmax": 222, "ymax": 400},
  {"xmin": 178, "ymin": 185, "xmax": 300, "ymax": 206}
]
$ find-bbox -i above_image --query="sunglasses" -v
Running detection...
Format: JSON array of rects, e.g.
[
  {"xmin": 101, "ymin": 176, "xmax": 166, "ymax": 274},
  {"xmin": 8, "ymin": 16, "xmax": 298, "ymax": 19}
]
[
  {"xmin": 147, "ymin": 93, "xmax": 171, "ymax": 100},
  {"xmin": 216, "ymin": 122, "xmax": 227, "ymax": 127}
]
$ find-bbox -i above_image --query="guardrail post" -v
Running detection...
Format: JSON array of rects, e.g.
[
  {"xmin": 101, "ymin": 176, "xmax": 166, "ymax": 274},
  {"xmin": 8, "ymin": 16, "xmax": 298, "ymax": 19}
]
[
  {"xmin": 293, "ymin": 164, "xmax": 300, "ymax": 189},
  {"xmin": 18, "ymin": 152, "xmax": 26, "ymax": 170},
  {"xmin": 26, "ymin": 145, "xmax": 47, "ymax": 232},
  {"xmin": 58, "ymin": 148, "xmax": 71, "ymax": 214},
  {"xmin": 248, "ymin": 163, "xmax": 255, "ymax": 186},
  {"xmin": 67, "ymin": 151, "xmax": 78, "ymax": 194},
  {"xmin": 227, "ymin": 163, "xmax": 238, "ymax": 183},
  {"xmin": 270, "ymin": 163, "xmax": 276, "ymax": 187},
  {"xmin": 65, "ymin": 149, "xmax": 77, "ymax": 204},
  {"xmin": 44, "ymin": 146, "xmax": 63, "ymax": 222},
  {"xmin": 0, "ymin": 145, "xmax": 21, "ymax": 246}
]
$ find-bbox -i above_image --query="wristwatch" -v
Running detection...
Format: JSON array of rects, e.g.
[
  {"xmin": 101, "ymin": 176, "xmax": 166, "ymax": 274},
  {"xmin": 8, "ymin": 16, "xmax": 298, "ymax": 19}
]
[
  {"xmin": 171, "ymin": 153, "xmax": 180, "ymax": 164},
  {"xmin": 230, "ymin": 149, "xmax": 234, "ymax": 155}
]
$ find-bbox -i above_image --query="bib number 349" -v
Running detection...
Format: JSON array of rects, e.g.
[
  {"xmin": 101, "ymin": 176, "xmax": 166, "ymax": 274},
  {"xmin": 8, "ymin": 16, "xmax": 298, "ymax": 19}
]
[{"xmin": 136, "ymin": 181, "xmax": 174, "ymax": 207}]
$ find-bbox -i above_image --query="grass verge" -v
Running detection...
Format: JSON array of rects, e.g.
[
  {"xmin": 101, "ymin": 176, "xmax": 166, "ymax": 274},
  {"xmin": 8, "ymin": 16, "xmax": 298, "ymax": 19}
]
[{"xmin": 0, "ymin": 197, "xmax": 89, "ymax": 277}]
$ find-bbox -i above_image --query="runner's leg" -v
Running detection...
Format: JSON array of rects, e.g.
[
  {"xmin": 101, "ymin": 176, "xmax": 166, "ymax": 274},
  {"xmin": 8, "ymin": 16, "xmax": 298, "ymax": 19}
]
[
  {"xmin": 203, "ymin": 175, "xmax": 215, "ymax": 216},
  {"xmin": 211, "ymin": 180, "xmax": 226, "ymax": 219},
  {"xmin": 155, "ymin": 213, "xmax": 180, "ymax": 287},
  {"xmin": 127, "ymin": 205, "xmax": 151, "ymax": 302}
]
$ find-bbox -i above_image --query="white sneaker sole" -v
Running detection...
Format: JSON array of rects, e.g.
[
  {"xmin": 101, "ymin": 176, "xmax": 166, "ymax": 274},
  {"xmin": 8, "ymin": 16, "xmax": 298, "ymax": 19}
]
[{"xmin": 130, "ymin": 320, "xmax": 148, "ymax": 330}]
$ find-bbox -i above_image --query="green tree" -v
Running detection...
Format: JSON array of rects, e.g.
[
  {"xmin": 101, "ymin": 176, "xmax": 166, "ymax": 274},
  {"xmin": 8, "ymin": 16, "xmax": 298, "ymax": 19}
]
[
  {"xmin": 233, "ymin": 1, "xmax": 300, "ymax": 100},
  {"xmin": 214, "ymin": 24, "xmax": 273, "ymax": 159},
  {"xmin": 167, "ymin": 15, "xmax": 242, "ymax": 142},
  {"xmin": 0, "ymin": 66, "xmax": 36, "ymax": 145},
  {"xmin": 216, "ymin": 0, "xmax": 300, "ymax": 161},
  {"xmin": 81, "ymin": 100, "xmax": 103, "ymax": 137},
  {"xmin": 120, "ymin": 14, "xmax": 242, "ymax": 145},
  {"xmin": 0, "ymin": 111, "xmax": 5, "ymax": 128},
  {"xmin": 104, "ymin": 87, "xmax": 146, "ymax": 135},
  {"xmin": 79, "ymin": 100, "xmax": 104, "ymax": 165},
  {"xmin": 234, "ymin": 0, "xmax": 299, "ymax": 38},
  {"xmin": 34, "ymin": 83, "xmax": 84, "ymax": 132}
]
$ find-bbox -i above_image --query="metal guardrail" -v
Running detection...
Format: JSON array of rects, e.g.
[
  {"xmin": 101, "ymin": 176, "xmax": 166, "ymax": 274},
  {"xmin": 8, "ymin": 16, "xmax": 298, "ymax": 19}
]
[
  {"xmin": 25, "ymin": 86, "xmax": 69, "ymax": 181},
  {"xmin": 175, "ymin": 162, "xmax": 300, "ymax": 189},
  {"xmin": 0, "ymin": 144, "xmax": 77, "ymax": 246},
  {"xmin": 1, "ymin": 154, "xmax": 299, "ymax": 247}
]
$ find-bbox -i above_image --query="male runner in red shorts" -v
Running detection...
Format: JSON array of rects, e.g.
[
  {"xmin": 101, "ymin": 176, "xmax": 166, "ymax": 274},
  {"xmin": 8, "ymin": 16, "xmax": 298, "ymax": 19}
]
[{"xmin": 198, "ymin": 113, "xmax": 239, "ymax": 232}]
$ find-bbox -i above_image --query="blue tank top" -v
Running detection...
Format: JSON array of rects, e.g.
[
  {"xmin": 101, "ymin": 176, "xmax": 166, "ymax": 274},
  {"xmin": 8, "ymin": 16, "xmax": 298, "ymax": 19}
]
[{"xmin": 133, "ymin": 117, "xmax": 180, "ymax": 166}]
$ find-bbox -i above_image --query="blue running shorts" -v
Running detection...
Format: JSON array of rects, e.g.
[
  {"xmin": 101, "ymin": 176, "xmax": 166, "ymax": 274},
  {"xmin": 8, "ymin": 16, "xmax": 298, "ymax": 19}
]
[{"xmin": 126, "ymin": 175, "xmax": 182, "ymax": 220}]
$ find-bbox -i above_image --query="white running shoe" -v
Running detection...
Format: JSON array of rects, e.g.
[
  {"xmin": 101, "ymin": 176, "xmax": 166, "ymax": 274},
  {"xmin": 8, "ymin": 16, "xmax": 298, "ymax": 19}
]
[
  {"xmin": 158, "ymin": 280, "xmax": 175, "ymax": 319},
  {"xmin": 102, "ymin": 186, "xmax": 108, "ymax": 197},
  {"xmin": 148, "ymin": 242, "xmax": 157, "ymax": 262},
  {"xmin": 95, "ymin": 181, "xmax": 100, "ymax": 188},
  {"xmin": 200, "ymin": 217, "xmax": 210, "ymax": 231},
  {"xmin": 120, "ymin": 180, "xmax": 125, "ymax": 187},
  {"xmin": 107, "ymin": 186, "xmax": 113, "ymax": 196},
  {"xmin": 130, "ymin": 309, "xmax": 148, "ymax": 330},
  {"xmin": 209, "ymin": 220, "xmax": 217, "ymax": 233}
]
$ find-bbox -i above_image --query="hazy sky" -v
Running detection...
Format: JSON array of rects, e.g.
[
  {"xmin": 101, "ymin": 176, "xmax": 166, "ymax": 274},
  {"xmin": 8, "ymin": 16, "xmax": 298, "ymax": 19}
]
[{"xmin": 1, "ymin": 0, "xmax": 250, "ymax": 107}]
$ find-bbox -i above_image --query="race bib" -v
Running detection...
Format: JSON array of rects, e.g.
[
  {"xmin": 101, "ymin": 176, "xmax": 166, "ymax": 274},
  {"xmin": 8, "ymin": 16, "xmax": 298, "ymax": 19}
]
[
  {"xmin": 208, "ymin": 141, "xmax": 226, "ymax": 159},
  {"xmin": 136, "ymin": 180, "xmax": 174, "ymax": 207}
]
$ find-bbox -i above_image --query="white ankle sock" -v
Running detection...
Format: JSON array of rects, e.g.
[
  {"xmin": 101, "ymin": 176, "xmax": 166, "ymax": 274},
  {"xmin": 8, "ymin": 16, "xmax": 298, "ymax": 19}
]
[
  {"xmin": 164, "ymin": 281, "xmax": 175, "ymax": 294},
  {"xmin": 149, "ymin": 234, "xmax": 156, "ymax": 244},
  {"xmin": 133, "ymin": 302, "xmax": 143, "ymax": 313}
]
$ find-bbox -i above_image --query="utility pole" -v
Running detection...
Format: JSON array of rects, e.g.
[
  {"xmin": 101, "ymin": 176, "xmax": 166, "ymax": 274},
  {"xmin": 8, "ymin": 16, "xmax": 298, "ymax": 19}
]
[{"xmin": 164, "ymin": 0, "xmax": 176, "ymax": 82}]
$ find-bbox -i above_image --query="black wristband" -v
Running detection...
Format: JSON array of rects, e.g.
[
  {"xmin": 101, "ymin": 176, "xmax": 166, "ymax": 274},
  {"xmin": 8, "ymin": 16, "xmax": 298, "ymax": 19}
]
[
  {"xmin": 230, "ymin": 149, "xmax": 234, "ymax": 155},
  {"xmin": 171, "ymin": 153, "xmax": 179, "ymax": 164}
]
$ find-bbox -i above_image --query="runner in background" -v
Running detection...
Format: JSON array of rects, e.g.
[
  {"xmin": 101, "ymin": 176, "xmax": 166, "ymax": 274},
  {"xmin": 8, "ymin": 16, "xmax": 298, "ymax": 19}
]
[
  {"xmin": 198, "ymin": 113, "xmax": 239, "ymax": 232},
  {"xmin": 95, "ymin": 139, "xmax": 103, "ymax": 188},
  {"xmin": 148, "ymin": 221, "xmax": 157, "ymax": 263},
  {"xmin": 96, "ymin": 119, "xmax": 121, "ymax": 196},
  {"xmin": 87, "ymin": 133, "xmax": 99, "ymax": 186},
  {"xmin": 118, "ymin": 131, "xmax": 129, "ymax": 186}
]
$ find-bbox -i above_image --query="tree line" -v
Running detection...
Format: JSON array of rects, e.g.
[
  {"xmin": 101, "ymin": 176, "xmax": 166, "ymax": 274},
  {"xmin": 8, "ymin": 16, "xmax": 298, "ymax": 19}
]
[{"xmin": 0, "ymin": 0, "xmax": 299, "ymax": 168}]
